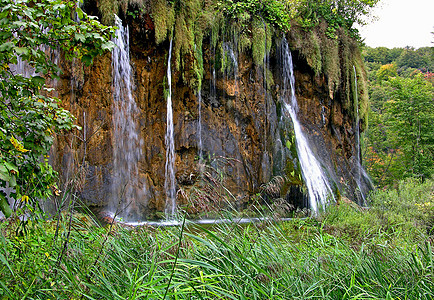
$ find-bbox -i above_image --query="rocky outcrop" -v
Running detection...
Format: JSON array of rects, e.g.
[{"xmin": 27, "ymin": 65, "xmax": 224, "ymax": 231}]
[{"xmin": 51, "ymin": 13, "xmax": 371, "ymax": 220}]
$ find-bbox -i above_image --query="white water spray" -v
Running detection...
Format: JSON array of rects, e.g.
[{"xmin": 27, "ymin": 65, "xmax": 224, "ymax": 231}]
[
  {"xmin": 165, "ymin": 39, "xmax": 176, "ymax": 219},
  {"xmin": 111, "ymin": 15, "xmax": 145, "ymax": 221},
  {"xmin": 280, "ymin": 39, "xmax": 333, "ymax": 212}
]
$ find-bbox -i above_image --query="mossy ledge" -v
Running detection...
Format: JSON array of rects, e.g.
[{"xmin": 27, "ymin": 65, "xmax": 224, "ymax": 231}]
[{"xmin": 87, "ymin": 0, "xmax": 369, "ymax": 124}]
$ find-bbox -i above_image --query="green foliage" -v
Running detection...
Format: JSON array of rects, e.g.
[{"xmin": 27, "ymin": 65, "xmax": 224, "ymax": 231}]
[
  {"xmin": 396, "ymin": 47, "xmax": 433, "ymax": 71},
  {"xmin": 326, "ymin": 178, "xmax": 434, "ymax": 242},
  {"xmin": 98, "ymin": 0, "xmax": 120, "ymax": 24},
  {"xmin": 296, "ymin": 0, "xmax": 380, "ymax": 39},
  {"xmin": 151, "ymin": 0, "xmax": 175, "ymax": 44},
  {"xmin": 384, "ymin": 74, "xmax": 434, "ymax": 179},
  {"xmin": 364, "ymin": 46, "xmax": 434, "ymax": 76},
  {"xmin": 376, "ymin": 63, "xmax": 397, "ymax": 82},
  {"xmin": 368, "ymin": 178, "xmax": 434, "ymax": 235},
  {"xmin": 0, "ymin": 0, "xmax": 114, "ymax": 217},
  {"xmin": 363, "ymin": 46, "xmax": 403, "ymax": 65},
  {"xmin": 217, "ymin": 0, "xmax": 291, "ymax": 32},
  {"xmin": 251, "ymin": 17, "xmax": 266, "ymax": 66},
  {"xmin": 98, "ymin": 0, "xmax": 149, "ymax": 24},
  {"xmin": 1, "ymin": 179, "xmax": 433, "ymax": 299},
  {"xmin": 364, "ymin": 46, "xmax": 434, "ymax": 185},
  {"xmin": 321, "ymin": 33, "xmax": 340, "ymax": 95}
]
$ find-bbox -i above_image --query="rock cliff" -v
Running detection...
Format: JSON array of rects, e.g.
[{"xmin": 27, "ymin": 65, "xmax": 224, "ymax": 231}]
[{"xmin": 51, "ymin": 5, "xmax": 371, "ymax": 220}]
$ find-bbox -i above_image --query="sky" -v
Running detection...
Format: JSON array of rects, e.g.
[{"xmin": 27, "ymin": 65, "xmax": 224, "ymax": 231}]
[{"xmin": 357, "ymin": 0, "xmax": 433, "ymax": 48}]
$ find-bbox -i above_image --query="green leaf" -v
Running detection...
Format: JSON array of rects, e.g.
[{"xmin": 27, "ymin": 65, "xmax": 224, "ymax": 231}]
[
  {"xmin": 0, "ymin": 42, "xmax": 14, "ymax": 52},
  {"xmin": 13, "ymin": 20, "xmax": 27, "ymax": 28},
  {"xmin": 286, "ymin": 140, "xmax": 291, "ymax": 149},
  {"xmin": 75, "ymin": 32, "xmax": 86, "ymax": 43},
  {"xmin": 101, "ymin": 41, "xmax": 114, "ymax": 51},
  {"xmin": 0, "ymin": 193, "xmax": 12, "ymax": 218},
  {"xmin": 31, "ymin": 76, "xmax": 45, "ymax": 85},
  {"xmin": 76, "ymin": 7, "xmax": 84, "ymax": 20},
  {"xmin": 3, "ymin": 162, "xmax": 18, "ymax": 174},
  {"xmin": 8, "ymin": 175, "xmax": 16, "ymax": 187},
  {"xmin": 0, "ymin": 164, "xmax": 11, "ymax": 182},
  {"xmin": 14, "ymin": 47, "xmax": 29, "ymax": 56}
]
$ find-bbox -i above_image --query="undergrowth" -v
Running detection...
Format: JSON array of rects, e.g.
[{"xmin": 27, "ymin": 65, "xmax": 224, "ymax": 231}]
[{"xmin": 1, "ymin": 179, "xmax": 432, "ymax": 299}]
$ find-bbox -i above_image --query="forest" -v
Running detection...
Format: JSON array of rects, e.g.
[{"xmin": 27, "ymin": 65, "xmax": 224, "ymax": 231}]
[{"xmin": 0, "ymin": 0, "xmax": 433, "ymax": 298}]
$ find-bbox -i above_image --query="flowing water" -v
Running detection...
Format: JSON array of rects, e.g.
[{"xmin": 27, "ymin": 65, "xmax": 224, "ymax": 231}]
[
  {"xmin": 280, "ymin": 39, "xmax": 333, "ymax": 213},
  {"xmin": 165, "ymin": 39, "xmax": 176, "ymax": 219},
  {"xmin": 111, "ymin": 15, "xmax": 145, "ymax": 221},
  {"xmin": 353, "ymin": 66, "xmax": 374, "ymax": 205},
  {"xmin": 223, "ymin": 42, "xmax": 238, "ymax": 81},
  {"xmin": 353, "ymin": 65, "xmax": 363, "ymax": 203},
  {"xmin": 197, "ymin": 89, "xmax": 204, "ymax": 168},
  {"xmin": 353, "ymin": 66, "xmax": 361, "ymax": 171}
]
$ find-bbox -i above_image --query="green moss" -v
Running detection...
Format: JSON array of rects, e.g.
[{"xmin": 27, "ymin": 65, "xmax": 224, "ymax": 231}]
[
  {"xmin": 238, "ymin": 31, "xmax": 252, "ymax": 54},
  {"xmin": 320, "ymin": 22, "xmax": 341, "ymax": 97},
  {"xmin": 352, "ymin": 53, "xmax": 369, "ymax": 129},
  {"xmin": 96, "ymin": 0, "xmax": 369, "ymax": 127},
  {"xmin": 251, "ymin": 17, "xmax": 266, "ymax": 66},
  {"xmin": 151, "ymin": 0, "xmax": 175, "ymax": 44},
  {"xmin": 304, "ymin": 31, "xmax": 322, "ymax": 75},
  {"xmin": 98, "ymin": 0, "xmax": 119, "ymax": 25},
  {"xmin": 265, "ymin": 67, "xmax": 274, "ymax": 90},
  {"xmin": 289, "ymin": 26, "xmax": 322, "ymax": 75},
  {"xmin": 174, "ymin": 13, "xmax": 193, "ymax": 69}
]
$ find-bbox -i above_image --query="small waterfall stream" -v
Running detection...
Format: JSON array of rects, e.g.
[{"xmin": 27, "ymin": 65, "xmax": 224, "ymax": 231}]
[
  {"xmin": 353, "ymin": 66, "xmax": 373, "ymax": 205},
  {"xmin": 353, "ymin": 66, "xmax": 361, "ymax": 170},
  {"xmin": 197, "ymin": 89, "xmax": 204, "ymax": 167},
  {"xmin": 223, "ymin": 42, "xmax": 239, "ymax": 82},
  {"xmin": 111, "ymin": 15, "xmax": 145, "ymax": 221},
  {"xmin": 353, "ymin": 66, "xmax": 363, "ymax": 202},
  {"xmin": 280, "ymin": 39, "xmax": 333, "ymax": 212},
  {"xmin": 164, "ymin": 39, "xmax": 176, "ymax": 219}
]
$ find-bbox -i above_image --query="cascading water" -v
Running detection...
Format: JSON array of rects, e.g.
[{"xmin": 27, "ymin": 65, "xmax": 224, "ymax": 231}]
[
  {"xmin": 353, "ymin": 66, "xmax": 363, "ymax": 200},
  {"xmin": 261, "ymin": 26, "xmax": 272, "ymax": 182},
  {"xmin": 280, "ymin": 38, "xmax": 333, "ymax": 213},
  {"xmin": 209, "ymin": 39, "xmax": 217, "ymax": 108},
  {"xmin": 353, "ymin": 66, "xmax": 361, "ymax": 171},
  {"xmin": 223, "ymin": 42, "xmax": 238, "ymax": 82},
  {"xmin": 111, "ymin": 15, "xmax": 145, "ymax": 221},
  {"xmin": 164, "ymin": 39, "xmax": 176, "ymax": 219},
  {"xmin": 197, "ymin": 89, "xmax": 204, "ymax": 167},
  {"xmin": 353, "ymin": 66, "xmax": 373, "ymax": 205}
]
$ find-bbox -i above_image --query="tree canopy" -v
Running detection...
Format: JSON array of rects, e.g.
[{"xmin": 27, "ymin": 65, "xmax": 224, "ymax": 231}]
[{"xmin": 363, "ymin": 46, "xmax": 434, "ymax": 186}]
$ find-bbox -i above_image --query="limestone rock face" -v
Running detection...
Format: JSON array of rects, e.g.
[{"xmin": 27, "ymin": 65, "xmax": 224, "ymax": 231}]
[{"xmin": 51, "ymin": 15, "xmax": 370, "ymax": 219}]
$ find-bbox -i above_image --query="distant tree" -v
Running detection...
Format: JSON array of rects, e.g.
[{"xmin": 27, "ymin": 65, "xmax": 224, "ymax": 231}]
[
  {"xmin": 363, "ymin": 46, "xmax": 403, "ymax": 65},
  {"xmin": 376, "ymin": 63, "xmax": 397, "ymax": 82},
  {"xmin": 384, "ymin": 74, "xmax": 434, "ymax": 180},
  {"xmin": 396, "ymin": 47, "xmax": 426, "ymax": 71}
]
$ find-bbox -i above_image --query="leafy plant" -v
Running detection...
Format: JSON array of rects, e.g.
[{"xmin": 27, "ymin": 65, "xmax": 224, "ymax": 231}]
[
  {"xmin": 217, "ymin": 0, "xmax": 290, "ymax": 32},
  {"xmin": 0, "ymin": 0, "xmax": 114, "ymax": 217}
]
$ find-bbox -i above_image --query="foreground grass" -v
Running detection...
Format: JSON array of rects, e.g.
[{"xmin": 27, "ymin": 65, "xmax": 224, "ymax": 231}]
[{"xmin": 0, "ymin": 179, "xmax": 433, "ymax": 299}]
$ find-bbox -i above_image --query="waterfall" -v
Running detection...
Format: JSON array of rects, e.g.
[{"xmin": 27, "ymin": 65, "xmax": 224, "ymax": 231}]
[
  {"xmin": 262, "ymin": 26, "xmax": 271, "ymax": 182},
  {"xmin": 353, "ymin": 66, "xmax": 373, "ymax": 205},
  {"xmin": 164, "ymin": 39, "xmax": 176, "ymax": 219},
  {"xmin": 111, "ymin": 15, "xmax": 145, "ymax": 221},
  {"xmin": 223, "ymin": 42, "xmax": 238, "ymax": 80},
  {"xmin": 209, "ymin": 40, "xmax": 217, "ymax": 108},
  {"xmin": 280, "ymin": 38, "xmax": 333, "ymax": 212},
  {"xmin": 353, "ymin": 66, "xmax": 361, "ymax": 171},
  {"xmin": 197, "ymin": 89, "xmax": 203, "ymax": 167}
]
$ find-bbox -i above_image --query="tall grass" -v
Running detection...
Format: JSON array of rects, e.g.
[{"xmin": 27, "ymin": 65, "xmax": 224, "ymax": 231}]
[{"xmin": 0, "ymin": 179, "xmax": 433, "ymax": 299}]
